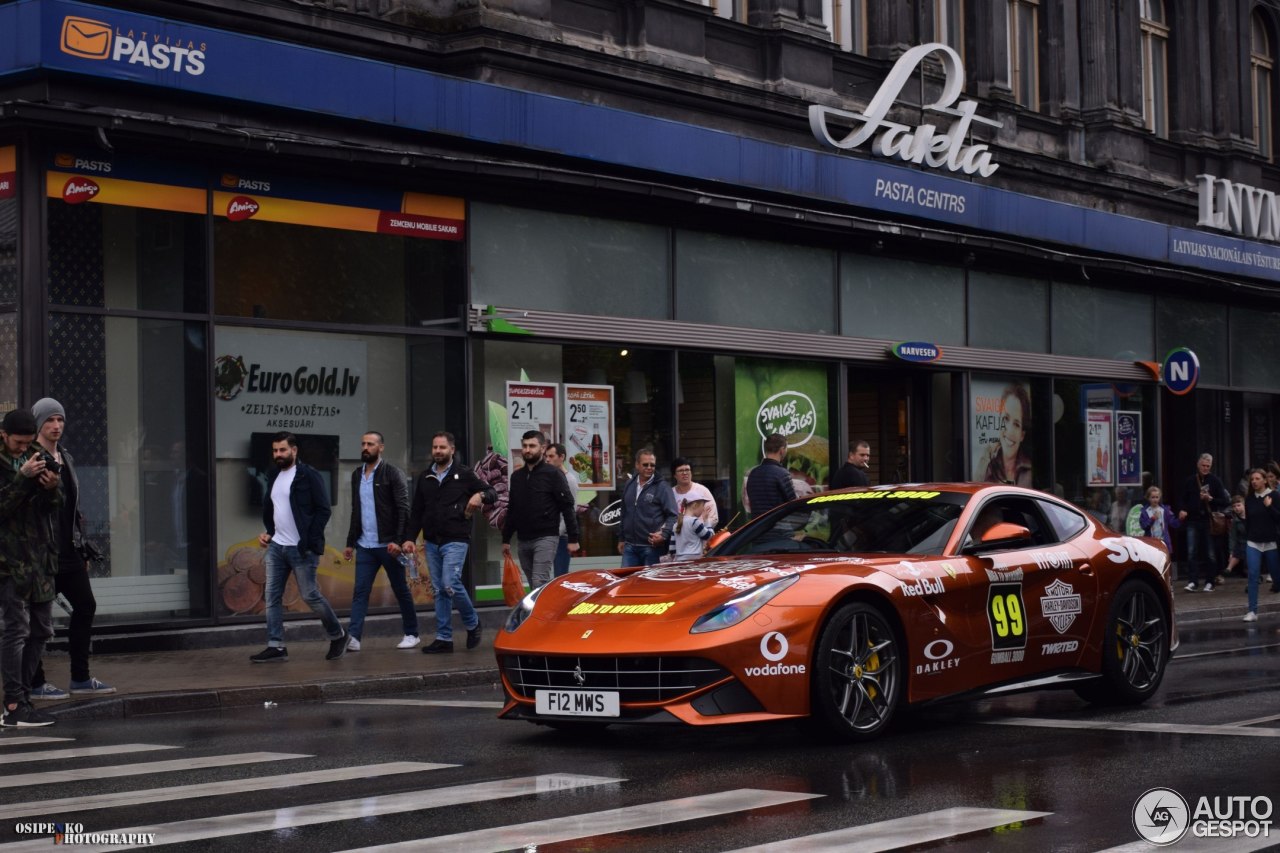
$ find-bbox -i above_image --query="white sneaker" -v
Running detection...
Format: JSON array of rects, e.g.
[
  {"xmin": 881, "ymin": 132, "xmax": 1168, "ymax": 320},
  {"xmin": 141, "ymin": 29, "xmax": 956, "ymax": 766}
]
[
  {"xmin": 346, "ymin": 636, "xmax": 361, "ymax": 652},
  {"xmin": 397, "ymin": 635, "xmax": 421, "ymax": 650},
  {"xmin": 1184, "ymin": 582, "xmax": 1197, "ymax": 592},
  {"xmin": 1243, "ymin": 611, "xmax": 1258, "ymax": 622},
  {"xmin": 1203, "ymin": 583, "xmax": 1215, "ymax": 592}
]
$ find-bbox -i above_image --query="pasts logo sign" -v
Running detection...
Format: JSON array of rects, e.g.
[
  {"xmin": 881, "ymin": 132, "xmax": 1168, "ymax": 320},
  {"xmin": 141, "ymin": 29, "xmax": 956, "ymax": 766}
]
[{"xmin": 60, "ymin": 15, "xmax": 207, "ymax": 76}]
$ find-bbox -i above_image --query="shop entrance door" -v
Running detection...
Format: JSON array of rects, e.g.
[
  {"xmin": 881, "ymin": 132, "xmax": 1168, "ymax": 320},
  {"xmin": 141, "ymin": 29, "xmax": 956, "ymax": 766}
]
[{"xmin": 846, "ymin": 370, "xmax": 954, "ymax": 486}]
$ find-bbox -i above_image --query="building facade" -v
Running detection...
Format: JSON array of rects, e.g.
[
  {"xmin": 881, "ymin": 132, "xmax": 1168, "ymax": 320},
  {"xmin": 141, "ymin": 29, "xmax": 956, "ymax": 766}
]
[{"xmin": 1, "ymin": 0, "xmax": 1278, "ymax": 630}]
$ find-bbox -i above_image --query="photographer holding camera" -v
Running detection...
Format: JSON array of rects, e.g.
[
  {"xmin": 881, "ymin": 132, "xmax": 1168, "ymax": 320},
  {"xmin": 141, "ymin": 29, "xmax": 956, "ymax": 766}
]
[{"xmin": 28, "ymin": 398, "xmax": 114, "ymax": 700}]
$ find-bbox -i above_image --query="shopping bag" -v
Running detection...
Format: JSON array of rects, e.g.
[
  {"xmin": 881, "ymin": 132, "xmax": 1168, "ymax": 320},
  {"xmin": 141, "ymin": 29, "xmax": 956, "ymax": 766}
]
[{"xmin": 502, "ymin": 552, "xmax": 526, "ymax": 606}]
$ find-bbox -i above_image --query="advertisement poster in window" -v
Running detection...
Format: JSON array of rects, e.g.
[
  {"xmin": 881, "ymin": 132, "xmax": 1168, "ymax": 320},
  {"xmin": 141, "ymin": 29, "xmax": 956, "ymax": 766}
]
[
  {"xmin": 1115, "ymin": 411, "xmax": 1142, "ymax": 486},
  {"xmin": 971, "ymin": 376, "xmax": 1033, "ymax": 487},
  {"xmin": 506, "ymin": 381, "xmax": 559, "ymax": 477},
  {"xmin": 1087, "ymin": 409, "xmax": 1114, "ymax": 486},
  {"xmin": 213, "ymin": 328, "xmax": 368, "ymax": 459},
  {"xmin": 734, "ymin": 360, "xmax": 830, "ymax": 505},
  {"xmin": 562, "ymin": 384, "xmax": 614, "ymax": 491}
]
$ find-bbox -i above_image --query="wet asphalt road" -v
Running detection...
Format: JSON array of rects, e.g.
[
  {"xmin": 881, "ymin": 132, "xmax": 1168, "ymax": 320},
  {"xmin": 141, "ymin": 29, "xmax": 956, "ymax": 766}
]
[{"xmin": 0, "ymin": 615, "xmax": 1276, "ymax": 852}]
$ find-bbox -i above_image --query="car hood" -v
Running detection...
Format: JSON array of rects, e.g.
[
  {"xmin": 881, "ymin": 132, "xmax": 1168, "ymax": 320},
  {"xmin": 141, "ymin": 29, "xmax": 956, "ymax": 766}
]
[{"xmin": 531, "ymin": 554, "xmax": 913, "ymax": 623}]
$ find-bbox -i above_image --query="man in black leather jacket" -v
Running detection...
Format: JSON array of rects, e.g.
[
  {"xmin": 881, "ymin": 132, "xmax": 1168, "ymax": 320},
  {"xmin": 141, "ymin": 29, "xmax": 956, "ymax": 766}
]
[{"xmin": 402, "ymin": 432, "xmax": 494, "ymax": 654}]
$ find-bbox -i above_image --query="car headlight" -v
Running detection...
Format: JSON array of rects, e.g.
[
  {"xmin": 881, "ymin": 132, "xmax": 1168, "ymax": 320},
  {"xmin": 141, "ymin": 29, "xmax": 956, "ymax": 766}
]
[
  {"xmin": 690, "ymin": 574, "xmax": 799, "ymax": 634},
  {"xmin": 503, "ymin": 583, "xmax": 548, "ymax": 633}
]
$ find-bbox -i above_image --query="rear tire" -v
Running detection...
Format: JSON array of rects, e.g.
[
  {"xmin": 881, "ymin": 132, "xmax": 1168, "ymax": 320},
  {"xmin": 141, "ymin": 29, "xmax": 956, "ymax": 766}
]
[
  {"xmin": 808, "ymin": 602, "xmax": 903, "ymax": 741},
  {"xmin": 1075, "ymin": 579, "xmax": 1169, "ymax": 705}
]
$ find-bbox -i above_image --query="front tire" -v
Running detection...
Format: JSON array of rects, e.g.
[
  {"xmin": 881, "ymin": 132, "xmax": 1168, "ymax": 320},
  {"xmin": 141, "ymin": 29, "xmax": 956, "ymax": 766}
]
[
  {"xmin": 808, "ymin": 602, "xmax": 902, "ymax": 741},
  {"xmin": 1076, "ymin": 579, "xmax": 1169, "ymax": 705}
]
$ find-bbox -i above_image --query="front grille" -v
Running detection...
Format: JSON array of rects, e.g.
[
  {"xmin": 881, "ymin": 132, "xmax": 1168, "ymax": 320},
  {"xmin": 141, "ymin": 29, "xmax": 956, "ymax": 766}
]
[{"xmin": 500, "ymin": 655, "xmax": 729, "ymax": 703}]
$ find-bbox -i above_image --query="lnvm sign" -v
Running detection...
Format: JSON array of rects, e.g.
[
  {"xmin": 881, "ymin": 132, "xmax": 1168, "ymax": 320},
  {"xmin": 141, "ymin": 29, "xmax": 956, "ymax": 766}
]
[{"xmin": 1162, "ymin": 348, "xmax": 1200, "ymax": 396}]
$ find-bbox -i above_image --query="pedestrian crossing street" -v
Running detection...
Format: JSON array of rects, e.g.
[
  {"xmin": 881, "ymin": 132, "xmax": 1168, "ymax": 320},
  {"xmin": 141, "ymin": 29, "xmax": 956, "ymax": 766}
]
[{"xmin": 0, "ymin": 700, "xmax": 1271, "ymax": 853}]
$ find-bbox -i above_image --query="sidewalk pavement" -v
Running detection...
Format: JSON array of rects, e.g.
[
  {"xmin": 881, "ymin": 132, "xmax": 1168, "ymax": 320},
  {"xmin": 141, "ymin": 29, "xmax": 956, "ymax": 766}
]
[{"xmin": 34, "ymin": 574, "xmax": 1280, "ymax": 722}]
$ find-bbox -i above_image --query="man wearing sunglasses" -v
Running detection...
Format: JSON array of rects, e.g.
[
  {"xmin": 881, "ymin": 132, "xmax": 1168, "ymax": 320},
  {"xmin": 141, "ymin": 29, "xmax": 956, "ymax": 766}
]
[{"xmin": 618, "ymin": 448, "xmax": 678, "ymax": 567}]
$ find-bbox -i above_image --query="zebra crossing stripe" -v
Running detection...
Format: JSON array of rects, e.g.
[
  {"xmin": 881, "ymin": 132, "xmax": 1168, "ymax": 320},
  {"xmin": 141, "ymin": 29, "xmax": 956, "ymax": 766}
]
[
  {"xmin": 723, "ymin": 806, "xmax": 1052, "ymax": 852},
  {"xmin": 985, "ymin": 717, "xmax": 1280, "ymax": 737},
  {"xmin": 0, "ymin": 737, "xmax": 73, "ymax": 747},
  {"xmin": 0, "ymin": 752, "xmax": 308, "ymax": 790},
  {"xmin": 331, "ymin": 699, "xmax": 506, "ymax": 709},
  {"xmin": 0, "ymin": 744, "xmax": 178, "ymax": 766},
  {"xmin": 0, "ymin": 774, "xmax": 623, "ymax": 852},
  {"xmin": 0, "ymin": 761, "xmax": 451, "ymax": 820},
  {"xmin": 338, "ymin": 788, "xmax": 824, "ymax": 853}
]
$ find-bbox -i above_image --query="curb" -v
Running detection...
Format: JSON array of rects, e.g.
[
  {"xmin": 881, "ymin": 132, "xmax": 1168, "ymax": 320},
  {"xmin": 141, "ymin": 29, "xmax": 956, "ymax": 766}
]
[
  {"xmin": 46, "ymin": 668, "xmax": 501, "ymax": 721},
  {"xmin": 1173, "ymin": 596, "xmax": 1280, "ymax": 625}
]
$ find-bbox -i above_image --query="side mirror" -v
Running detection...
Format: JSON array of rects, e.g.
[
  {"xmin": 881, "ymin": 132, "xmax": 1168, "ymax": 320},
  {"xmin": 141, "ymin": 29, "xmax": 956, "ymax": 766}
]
[
  {"xmin": 707, "ymin": 529, "xmax": 733, "ymax": 550},
  {"xmin": 982, "ymin": 521, "xmax": 1032, "ymax": 544},
  {"xmin": 962, "ymin": 521, "xmax": 1033, "ymax": 555}
]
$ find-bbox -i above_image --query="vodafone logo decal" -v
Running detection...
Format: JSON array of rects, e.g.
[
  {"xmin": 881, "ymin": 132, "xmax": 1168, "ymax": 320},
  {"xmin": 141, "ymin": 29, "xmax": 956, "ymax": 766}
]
[
  {"xmin": 62, "ymin": 177, "xmax": 100, "ymax": 204},
  {"xmin": 226, "ymin": 196, "xmax": 259, "ymax": 221},
  {"xmin": 746, "ymin": 631, "xmax": 806, "ymax": 677},
  {"xmin": 760, "ymin": 631, "xmax": 788, "ymax": 662}
]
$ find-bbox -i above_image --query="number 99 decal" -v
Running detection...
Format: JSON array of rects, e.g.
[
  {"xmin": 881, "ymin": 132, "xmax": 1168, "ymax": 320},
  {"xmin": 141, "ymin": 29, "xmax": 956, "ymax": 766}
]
[{"xmin": 987, "ymin": 583, "xmax": 1027, "ymax": 652}]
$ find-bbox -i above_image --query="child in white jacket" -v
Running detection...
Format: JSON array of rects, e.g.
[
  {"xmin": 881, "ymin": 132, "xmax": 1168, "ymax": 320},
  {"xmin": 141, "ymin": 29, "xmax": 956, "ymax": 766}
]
[{"xmin": 670, "ymin": 498, "xmax": 714, "ymax": 560}]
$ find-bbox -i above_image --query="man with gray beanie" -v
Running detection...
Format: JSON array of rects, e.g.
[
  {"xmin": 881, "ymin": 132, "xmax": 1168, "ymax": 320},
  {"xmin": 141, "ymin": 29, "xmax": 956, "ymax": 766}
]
[
  {"xmin": 28, "ymin": 398, "xmax": 114, "ymax": 699},
  {"xmin": 0, "ymin": 408, "xmax": 60, "ymax": 726}
]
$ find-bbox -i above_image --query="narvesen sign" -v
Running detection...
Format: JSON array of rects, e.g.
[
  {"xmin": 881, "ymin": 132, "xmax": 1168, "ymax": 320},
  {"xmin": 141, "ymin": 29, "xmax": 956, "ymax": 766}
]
[{"xmin": 809, "ymin": 43, "xmax": 1002, "ymax": 177}]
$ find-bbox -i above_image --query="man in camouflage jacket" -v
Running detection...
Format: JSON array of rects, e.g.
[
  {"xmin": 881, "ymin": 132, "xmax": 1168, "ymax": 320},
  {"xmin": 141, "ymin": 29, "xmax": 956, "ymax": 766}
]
[{"xmin": 0, "ymin": 409, "xmax": 61, "ymax": 727}]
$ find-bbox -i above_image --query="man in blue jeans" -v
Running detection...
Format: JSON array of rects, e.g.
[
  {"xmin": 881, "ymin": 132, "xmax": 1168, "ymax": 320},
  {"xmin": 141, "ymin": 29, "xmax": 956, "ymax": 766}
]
[
  {"xmin": 251, "ymin": 432, "xmax": 347, "ymax": 663},
  {"xmin": 342, "ymin": 431, "xmax": 418, "ymax": 652},
  {"xmin": 403, "ymin": 432, "xmax": 494, "ymax": 654},
  {"xmin": 1178, "ymin": 452, "xmax": 1229, "ymax": 593}
]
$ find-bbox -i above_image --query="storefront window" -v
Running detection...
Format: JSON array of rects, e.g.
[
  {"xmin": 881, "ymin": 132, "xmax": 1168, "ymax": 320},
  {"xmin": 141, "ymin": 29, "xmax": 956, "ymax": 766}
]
[
  {"xmin": 675, "ymin": 231, "xmax": 836, "ymax": 333},
  {"xmin": 473, "ymin": 339, "xmax": 675, "ymax": 597},
  {"xmin": 968, "ymin": 270, "xmax": 1048, "ymax": 352},
  {"xmin": 1051, "ymin": 379, "xmax": 1157, "ymax": 525},
  {"xmin": 47, "ymin": 200, "xmax": 206, "ymax": 313},
  {"xmin": 212, "ymin": 326, "xmax": 438, "ymax": 619},
  {"xmin": 471, "ymin": 203, "xmax": 669, "ymax": 320},
  {"xmin": 970, "ymin": 375, "xmax": 1039, "ymax": 489},
  {"xmin": 214, "ymin": 220, "xmax": 463, "ymax": 327},
  {"xmin": 1051, "ymin": 282, "xmax": 1154, "ymax": 360},
  {"xmin": 1230, "ymin": 305, "xmax": 1280, "ymax": 390},
  {"xmin": 1157, "ymin": 297, "xmax": 1227, "ymax": 387},
  {"xmin": 677, "ymin": 352, "xmax": 734, "ymax": 525},
  {"xmin": 733, "ymin": 357, "xmax": 835, "ymax": 517},
  {"xmin": 841, "ymin": 253, "xmax": 965, "ymax": 344},
  {"xmin": 48, "ymin": 314, "xmax": 211, "ymax": 621}
]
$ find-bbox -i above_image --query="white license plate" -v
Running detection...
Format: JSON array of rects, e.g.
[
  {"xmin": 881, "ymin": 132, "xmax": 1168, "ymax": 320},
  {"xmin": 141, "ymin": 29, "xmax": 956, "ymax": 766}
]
[{"xmin": 535, "ymin": 689, "xmax": 620, "ymax": 717}]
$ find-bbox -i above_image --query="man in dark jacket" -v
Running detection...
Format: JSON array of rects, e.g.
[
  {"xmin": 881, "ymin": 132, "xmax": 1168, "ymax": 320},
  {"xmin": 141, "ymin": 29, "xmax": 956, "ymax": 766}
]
[
  {"xmin": 403, "ymin": 431, "xmax": 495, "ymax": 654},
  {"xmin": 830, "ymin": 441, "xmax": 871, "ymax": 490},
  {"xmin": 251, "ymin": 431, "xmax": 346, "ymax": 663},
  {"xmin": 1177, "ymin": 452, "xmax": 1230, "ymax": 593},
  {"xmin": 617, "ymin": 447, "xmax": 677, "ymax": 567},
  {"xmin": 28, "ymin": 398, "xmax": 114, "ymax": 700},
  {"xmin": 342, "ymin": 431, "xmax": 417, "ymax": 652},
  {"xmin": 746, "ymin": 433, "xmax": 796, "ymax": 518},
  {"xmin": 502, "ymin": 431, "xmax": 579, "ymax": 587},
  {"xmin": 0, "ymin": 408, "xmax": 60, "ymax": 727}
]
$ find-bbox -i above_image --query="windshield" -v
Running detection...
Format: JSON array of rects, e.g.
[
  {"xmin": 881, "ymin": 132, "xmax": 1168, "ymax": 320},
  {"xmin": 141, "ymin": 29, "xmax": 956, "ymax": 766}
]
[{"xmin": 710, "ymin": 489, "xmax": 970, "ymax": 557}]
